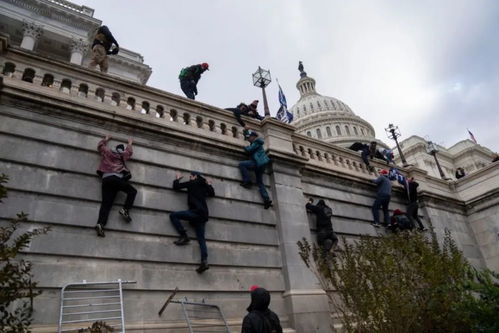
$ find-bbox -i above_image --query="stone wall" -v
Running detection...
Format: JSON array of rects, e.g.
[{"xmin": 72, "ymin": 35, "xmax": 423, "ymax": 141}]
[{"xmin": 1, "ymin": 46, "xmax": 498, "ymax": 332}]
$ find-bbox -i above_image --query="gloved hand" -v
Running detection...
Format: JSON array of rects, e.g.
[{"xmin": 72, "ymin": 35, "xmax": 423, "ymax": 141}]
[{"xmin": 110, "ymin": 46, "xmax": 119, "ymax": 55}]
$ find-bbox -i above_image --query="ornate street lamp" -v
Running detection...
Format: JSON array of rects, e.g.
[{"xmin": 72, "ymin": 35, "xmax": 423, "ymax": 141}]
[
  {"xmin": 252, "ymin": 66, "xmax": 271, "ymax": 117},
  {"xmin": 426, "ymin": 140, "xmax": 448, "ymax": 180},
  {"xmin": 385, "ymin": 123, "xmax": 409, "ymax": 167}
]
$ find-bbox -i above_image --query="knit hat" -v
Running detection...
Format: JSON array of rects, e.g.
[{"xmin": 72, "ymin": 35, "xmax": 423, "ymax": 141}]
[
  {"xmin": 190, "ymin": 171, "xmax": 202, "ymax": 177},
  {"xmin": 249, "ymin": 285, "xmax": 260, "ymax": 292},
  {"xmin": 201, "ymin": 62, "xmax": 209, "ymax": 70}
]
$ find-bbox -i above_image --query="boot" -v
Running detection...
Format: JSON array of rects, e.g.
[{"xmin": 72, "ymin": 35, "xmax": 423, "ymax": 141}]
[
  {"xmin": 95, "ymin": 224, "xmax": 105, "ymax": 237},
  {"xmin": 263, "ymin": 200, "xmax": 273, "ymax": 209},
  {"xmin": 119, "ymin": 208, "xmax": 132, "ymax": 223},
  {"xmin": 196, "ymin": 260, "xmax": 209, "ymax": 274},
  {"xmin": 174, "ymin": 234, "xmax": 190, "ymax": 246}
]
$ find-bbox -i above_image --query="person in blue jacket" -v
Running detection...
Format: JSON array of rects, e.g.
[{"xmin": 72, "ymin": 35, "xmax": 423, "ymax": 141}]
[{"xmin": 239, "ymin": 130, "xmax": 273, "ymax": 209}]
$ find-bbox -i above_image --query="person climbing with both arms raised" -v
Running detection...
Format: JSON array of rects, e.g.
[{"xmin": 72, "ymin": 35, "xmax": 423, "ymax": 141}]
[
  {"xmin": 371, "ymin": 169, "xmax": 392, "ymax": 228},
  {"xmin": 95, "ymin": 135, "xmax": 137, "ymax": 237},
  {"xmin": 170, "ymin": 171, "xmax": 215, "ymax": 273},
  {"xmin": 306, "ymin": 198, "xmax": 339, "ymax": 254},
  {"xmin": 226, "ymin": 100, "xmax": 263, "ymax": 129},
  {"xmin": 178, "ymin": 63, "xmax": 209, "ymax": 100},
  {"xmin": 239, "ymin": 130, "xmax": 273, "ymax": 209}
]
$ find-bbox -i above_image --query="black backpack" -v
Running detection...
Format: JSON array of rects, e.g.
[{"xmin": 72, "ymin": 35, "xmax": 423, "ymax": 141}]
[{"xmin": 323, "ymin": 206, "xmax": 333, "ymax": 218}]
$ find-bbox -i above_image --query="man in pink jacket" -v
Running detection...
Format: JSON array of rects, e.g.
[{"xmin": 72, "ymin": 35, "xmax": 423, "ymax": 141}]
[{"xmin": 95, "ymin": 135, "xmax": 137, "ymax": 237}]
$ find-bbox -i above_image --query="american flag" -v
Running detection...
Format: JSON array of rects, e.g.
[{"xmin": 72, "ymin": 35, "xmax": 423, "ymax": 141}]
[
  {"xmin": 276, "ymin": 84, "xmax": 293, "ymax": 123},
  {"xmin": 468, "ymin": 129, "xmax": 477, "ymax": 144}
]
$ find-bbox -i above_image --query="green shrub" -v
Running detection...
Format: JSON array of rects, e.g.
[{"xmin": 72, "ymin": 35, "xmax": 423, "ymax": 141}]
[
  {"xmin": 298, "ymin": 230, "xmax": 499, "ymax": 332},
  {"xmin": 0, "ymin": 174, "xmax": 50, "ymax": 331}
]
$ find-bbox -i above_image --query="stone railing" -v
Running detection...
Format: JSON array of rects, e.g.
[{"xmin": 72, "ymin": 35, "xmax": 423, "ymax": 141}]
[{"xmin": 0, "ymin": 48, "xmax": 251, "ymax": 146}]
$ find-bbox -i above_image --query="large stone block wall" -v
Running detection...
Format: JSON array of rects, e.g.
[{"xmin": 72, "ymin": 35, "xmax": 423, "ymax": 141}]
[{"xmin": 1, "ymin": 47, "xmax": 498, "ymax": 332}]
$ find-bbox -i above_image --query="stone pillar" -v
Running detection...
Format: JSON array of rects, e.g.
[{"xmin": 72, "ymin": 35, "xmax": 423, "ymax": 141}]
[
  {"xmin": 262, "ymin": 119, "xmax": 333, "ymax": 333},
  {"xmin": 20, "ymin": 21, "xmax": 43, "ymax": 51},
  {"xmin": 70, "ymin": 38, "xmax": 88, "ymax": 65}
]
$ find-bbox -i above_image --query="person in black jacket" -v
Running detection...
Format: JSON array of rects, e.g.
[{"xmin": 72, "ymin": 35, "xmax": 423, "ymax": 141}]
[
  {"xmin": 242, "ymin": 287, "xmax": 282, "ymax": 333},
  {"xmin": 170, "ymin": 171, "xmax": 215, "ymax": 273},
  {"xmin": 349, "ymin": 141, "xmax": 378, "ymax": 171},
  {"xmin": 178, "ymin": 63, "xmax": 209, "ymax": 100},
  {"xmin": 405, "ymin": 177, "xmax": 427, "ymax": 231},
  {"xmin": 89, "ymin": 25, "xmax": 119, "ymax": 73},
  {"xmin": 226, "ymin": 101, "xmax": 264, "ymax": 129},
  {"xmin": 306, "ymin": 199, "xmax": 338, "ymax": 253}
]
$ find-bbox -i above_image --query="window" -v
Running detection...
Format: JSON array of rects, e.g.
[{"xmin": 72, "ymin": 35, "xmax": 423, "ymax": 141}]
[
  {"xmin": 326, "ymin": 127, "xmax": 332, "ymax": 137},
  {"xmin": 95, "ymin": 88, "xmax": 105, "ymax": 102},
  {"xmin": 156, "ymin": 105, "xmax": 164, "ymax": 118},
  {"xmin": 111, "ymin": 93, "xmax": 120, "ymax": 106},
  {"xmin": 336, "ymin": 126, "xmax": 341, "ymax": 135},
  {"xmin": 345, "ymin": 125, "xmax": 351, "ymax": 135},
  {"xmin": 141, "ymin": 101, "xmax": 150, "ymax": 114},
  {"xmin": 307, "ymin": 131, "xmax": 311, "ymax": 137},
  {"xmin": 353, "ymin": 127, "xmax": 358, "ymax": 135},
  {"xmin": 361, "ymin": 128, "xmax": 365, "ymax": 136},
  {"xmin": 316, "ymin": 128, "xmax": 322, "ymax": 139},
  {"xmin": 126, "ymin": 97, "xmax": 135, "ymax": 110}
]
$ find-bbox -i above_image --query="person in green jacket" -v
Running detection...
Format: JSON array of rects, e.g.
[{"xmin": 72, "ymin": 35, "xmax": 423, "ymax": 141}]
[
  {"xmin": 178, "ymin": 63, "xmax": 209, "ymax": 100},
  {"xmin": 239, "ymin": 130, "xmax": 272, "ymax": 209}
]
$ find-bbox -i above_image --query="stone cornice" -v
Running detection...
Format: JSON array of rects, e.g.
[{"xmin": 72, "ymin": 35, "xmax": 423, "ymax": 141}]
[{"xmin": 4, "ymin": 0, "xmax": 101, "ymax": 31}]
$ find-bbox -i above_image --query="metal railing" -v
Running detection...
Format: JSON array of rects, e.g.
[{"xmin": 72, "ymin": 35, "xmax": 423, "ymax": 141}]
[{"xmin": 58, "ymin": 279, "xmax": 136, "ymax": 333}]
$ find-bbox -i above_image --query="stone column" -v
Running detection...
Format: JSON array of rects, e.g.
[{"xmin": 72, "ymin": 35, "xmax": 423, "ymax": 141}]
[
  {"xmin": 20, "ymin": 21, "xmax": 43, "ymax": 51},
  {"xmin": 70, "ymin": 38, "xmax": 88, "ymax": 65},
  {"xmin": 262, "ymin": 119, "xmax": 333, "ymax": 333}
]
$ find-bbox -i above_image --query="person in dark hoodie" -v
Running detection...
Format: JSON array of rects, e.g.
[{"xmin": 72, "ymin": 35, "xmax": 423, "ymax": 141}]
[
  {"xmin": 405, "ymin": 177, "xmax": 427, "ymax": 231},
  {"xmin": 306, "ymin": 198, "xmax": 338, "ymax": 253},
  {"xmin": 372, "ymin": 169, "xmax": 392, "ymax": 228},
  {"xmin": 89, "ymin": 25, "xmax": 119, "ymax": 73},
  {"xmin": 349, "ymin": 141, "xmax": 378, "ymax": 171},
  {"xmin": 242, "ymin": 287, "xmax": 282, "ymax": 333},
  {"xmin": 95, "ymin": 135, "xmax": 136, "ymax": 237},
  {"xmin": 178, "ymin": 63, "xmax": 209, "ymax": 100},
  {"xmin": 170, "ymin": 171, "xmax": 215, "ymax": 273},
  {"xmin": 239, "ymin": 130, "xmax": 272, "ymax": 209}
]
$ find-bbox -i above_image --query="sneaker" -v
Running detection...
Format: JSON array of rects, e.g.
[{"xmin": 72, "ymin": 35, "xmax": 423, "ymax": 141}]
[
  {"xmin": 371, "ymin": 222, "xmax": 381, "ymax": 228},
  {"xmin": 239, "ymin": 182, "xmax": 252, "ymax": 189},
  {"xmin": 174, "ymin": 235, "xmax": 190, "ymax": 246},
  {"xmin": 196, "ymin": 261, "xmax": 209, "ymax": 274},
  {"xmin": 264, "ymin": 200, "xmax": 273, "ymax": 209},
  {"xmin": 95, "ymin": 224, "xmax": 105, "ymax": 237},
  {"xmin": 119, "ymin": 208, "xmax": 132, "ymax": 223}
]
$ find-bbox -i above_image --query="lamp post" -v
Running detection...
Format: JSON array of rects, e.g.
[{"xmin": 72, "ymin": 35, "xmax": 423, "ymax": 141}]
[
  {"xmin": 385, "ymin": 123, "xmax": 409, "ymax": 167},
  {"xmin": 426, "ymin": 140, "xmax": 448, "ymax": 180},
  {"xmin": 252, "ymin": 66, "xmax": 271, "ymax": 117}
]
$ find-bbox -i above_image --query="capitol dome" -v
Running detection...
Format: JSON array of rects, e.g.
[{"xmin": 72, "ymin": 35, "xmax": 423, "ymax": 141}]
[{"xmin": 290, "ymin": 62, "xmax": 385, "ymax": 148}]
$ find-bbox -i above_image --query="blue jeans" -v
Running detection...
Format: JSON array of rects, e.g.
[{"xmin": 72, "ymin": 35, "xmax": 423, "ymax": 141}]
[
  {"xmin": 239, "ymin": 160, "xmax": 270, "ymax": 202},
  {"xmin": 372, "ymin": 194, "xmax": 390, "ymax": 225},
  {"xmin": 169, "ymin": 210, "xmax": 207, "ymax": 261}
]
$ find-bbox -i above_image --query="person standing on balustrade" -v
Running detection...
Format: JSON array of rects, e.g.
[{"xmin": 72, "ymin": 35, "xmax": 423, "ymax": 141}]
[
  {"xmin": 170, "ymin": 171, "xmax": 215, "ymax": 274},
  {"xmin": 95, "ymin": 135, "xmax": 136, "ymax": 238},
  {"xmin": 89, "ymin": 25, "xmax": 119, "ymax": 73},
  {"xmin": 178, "ymin": 63, "xmax": 209, "ymax": 100}
]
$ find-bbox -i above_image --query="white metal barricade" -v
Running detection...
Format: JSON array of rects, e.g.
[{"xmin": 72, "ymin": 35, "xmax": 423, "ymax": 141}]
[{"xmin": 58, "ymin": 279, "xmax": 136, "ymax": 333}]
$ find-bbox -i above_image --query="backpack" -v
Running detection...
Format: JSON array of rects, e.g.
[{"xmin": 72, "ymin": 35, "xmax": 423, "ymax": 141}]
[
  {"xmin": 178, "ymin": 67, "xmax": 189, "ymax": 79},
  {"xmin": 394, "ymin": 215, "xmax": 413, "ymax": 230},
  {"xmin": 323, "ymin": 206, "xmax": 333, "ymax": 218}
]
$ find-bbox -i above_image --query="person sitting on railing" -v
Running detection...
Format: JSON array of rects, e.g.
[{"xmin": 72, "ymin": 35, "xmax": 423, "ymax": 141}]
[
  {"xmin": 242, "ymin": 287, "xmax": 283, "ymax": 333},
  {"xmin": 170, "ymin": 171, "xmax": 215, "ymax": 274},
  {"xmin": 306, "ymin": 198, "xmax": 339, "ymax": 254},
  {"xmin": 89, "ymin": 25, "xmax": 119, "ymax": 73},
  {"xmin": 95, "ymin": 135, "xmax": 136, "ymax": 237},
  {"xmin": 239, "ymin": 130, "xmax": 273, "ymax": 209},
  {"xmin": 178, "ymin": 63, "xmax": 209, "ymax": 100}
]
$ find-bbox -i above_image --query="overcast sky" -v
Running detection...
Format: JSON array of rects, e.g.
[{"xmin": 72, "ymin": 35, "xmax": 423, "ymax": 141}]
[{"xmin": 78, "ymin": 0, "xmax": 499, "ymax": 153}]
